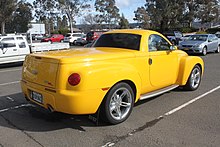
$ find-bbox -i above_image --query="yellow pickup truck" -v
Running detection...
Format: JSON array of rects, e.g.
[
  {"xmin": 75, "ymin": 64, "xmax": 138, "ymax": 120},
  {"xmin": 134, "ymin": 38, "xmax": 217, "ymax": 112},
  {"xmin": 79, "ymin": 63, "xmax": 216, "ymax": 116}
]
[{"xmin": 21, "ymin": 29, "xmax": 204, "ymax": 124}]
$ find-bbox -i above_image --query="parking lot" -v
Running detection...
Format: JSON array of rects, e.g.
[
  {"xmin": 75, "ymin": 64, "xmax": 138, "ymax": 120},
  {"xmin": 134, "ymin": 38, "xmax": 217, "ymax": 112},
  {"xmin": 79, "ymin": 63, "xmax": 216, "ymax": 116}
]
[{"xmin": 0, "ymin": 51, "xmax": 220, "ymax": 147}]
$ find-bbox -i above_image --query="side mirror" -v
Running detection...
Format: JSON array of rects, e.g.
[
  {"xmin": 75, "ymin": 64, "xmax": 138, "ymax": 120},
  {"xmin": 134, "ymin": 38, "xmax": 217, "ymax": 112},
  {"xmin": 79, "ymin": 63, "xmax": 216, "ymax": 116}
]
[
  {"xmin": 170, "ymin": 45, "xmax": 177, "ymax": 51},
  {"xmin": 208, "ymin": 39, "xmax": 212, "ymax": 42}
]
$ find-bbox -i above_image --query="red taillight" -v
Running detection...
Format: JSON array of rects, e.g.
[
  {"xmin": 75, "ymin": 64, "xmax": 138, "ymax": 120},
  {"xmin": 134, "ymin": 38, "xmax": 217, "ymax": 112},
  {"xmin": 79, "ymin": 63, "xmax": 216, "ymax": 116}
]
[{"xmin": 68, "ymin": 73, "xmax": 81, "ymax": 86}]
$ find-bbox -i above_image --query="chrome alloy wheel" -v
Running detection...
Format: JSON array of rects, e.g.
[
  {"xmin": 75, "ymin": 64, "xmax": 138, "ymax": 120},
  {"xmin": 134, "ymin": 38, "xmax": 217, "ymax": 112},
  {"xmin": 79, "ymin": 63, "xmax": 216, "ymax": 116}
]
[
  {"xmin": 190, "ymin": 67, "xmax": 201, "ymax": 89},
  {"xmin": 202, "ymin": 47, "xmax": 207, "ymax": 56},
  {"xmin": 109, "ymin": 87, "xmax": 132, "ymax": 121}
]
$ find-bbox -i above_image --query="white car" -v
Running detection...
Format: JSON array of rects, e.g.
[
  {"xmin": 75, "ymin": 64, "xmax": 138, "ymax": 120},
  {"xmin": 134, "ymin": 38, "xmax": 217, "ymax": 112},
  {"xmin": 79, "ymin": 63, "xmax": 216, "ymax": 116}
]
[
  {"xmin": 0, "ymin": 35, "xmax": 30, "ymax": 64},
  {"xmin": 64, "ymin": 33, "xmax": 85, "ymax": 46}
]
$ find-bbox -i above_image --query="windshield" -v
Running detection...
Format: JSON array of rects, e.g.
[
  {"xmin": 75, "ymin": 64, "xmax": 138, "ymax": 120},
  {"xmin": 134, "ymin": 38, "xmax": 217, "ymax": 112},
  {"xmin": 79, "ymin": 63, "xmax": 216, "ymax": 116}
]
[
  {"xmin": 93, "ymin": 33, "xmax": 141, "ymax": 50},
  {"xmin": 188, "ymin": 35, "xmax": 208, "ymax": 41}
]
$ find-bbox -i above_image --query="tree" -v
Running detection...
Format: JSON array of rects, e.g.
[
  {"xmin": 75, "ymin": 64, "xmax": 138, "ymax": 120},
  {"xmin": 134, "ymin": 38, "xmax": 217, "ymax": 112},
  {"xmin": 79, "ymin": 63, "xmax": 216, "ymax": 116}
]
[
  {"xmin": 145, "ymin": 0, "xmax": 185, "ymax": 31},
  {"xmin": 133, "ymin": 6, "xmax": 150, "ymax": 29},
  {"xmin": 33, "ymin": 0, "xmax": 57, "ymax": 21},
  {"xmin": 136, "ymin": 0, "xmax": 219, "ymax": 31},
  {"xmin": 7, "ymin": 1, "xmax": 33, "ymax": 33},
  {"xmin": 33, "ymin": 0, "xmax": 58, "ymax": 34},
  {"xmin": 196, "ymin": 0, "xmax": 219, "ymax": 25},
  {"xmin": 119, "ymin": 14, "xmax": 129, "ymax": 29},
  {"xmin": 0, "ymin": 0, "xmax": 17, "ymax": 34},
  {"xmin": 57, "ymin": 0, "xmax": 91, "ymax": 33},
  {"xmin": 95, "ymin": 0, "xmax": 120, "ymax": 29},
  {"xmin": 81, "ymin": 13, "xmax": 101, "ymax": 31},
  {"xmin": 61, "ymin": 15, "xmax": 68, "ymax": 28}
]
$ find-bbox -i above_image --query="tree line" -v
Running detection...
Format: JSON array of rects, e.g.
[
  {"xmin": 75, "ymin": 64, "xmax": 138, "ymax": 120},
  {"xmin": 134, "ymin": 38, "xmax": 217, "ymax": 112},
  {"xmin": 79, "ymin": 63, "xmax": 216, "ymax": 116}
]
[
  {"xmin": 135, "ymin": 0, "xmax": 219, "ymax": 31},
  {"xmin": 0, "ymin": 0, "xmax": 219, "ymax": 34}
]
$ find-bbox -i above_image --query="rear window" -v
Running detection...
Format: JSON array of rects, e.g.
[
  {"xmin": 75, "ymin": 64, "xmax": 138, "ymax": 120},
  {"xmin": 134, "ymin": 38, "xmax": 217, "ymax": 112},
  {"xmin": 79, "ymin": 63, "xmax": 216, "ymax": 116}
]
[
  {"xmin": 93, "ymin": 33, "xmax": 141, "ymax": 50},
  {"xmin": 65, "ymin": 34, "xmax": 71, "ymax": 37},
  {"xmin": 72, "ymin": 34, "xmax": 82, "ymax": 37}
]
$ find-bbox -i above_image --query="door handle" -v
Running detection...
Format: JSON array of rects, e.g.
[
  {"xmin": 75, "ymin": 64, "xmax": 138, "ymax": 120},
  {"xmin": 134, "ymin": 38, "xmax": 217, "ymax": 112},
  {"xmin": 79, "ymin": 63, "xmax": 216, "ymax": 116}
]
[
  {"xmin": 149, "ymin": 58, "xmax": 152, "ymax": 65},
  {"xmin": 13, "ymin": 49, "xmax": 17, "ymax": 51}
]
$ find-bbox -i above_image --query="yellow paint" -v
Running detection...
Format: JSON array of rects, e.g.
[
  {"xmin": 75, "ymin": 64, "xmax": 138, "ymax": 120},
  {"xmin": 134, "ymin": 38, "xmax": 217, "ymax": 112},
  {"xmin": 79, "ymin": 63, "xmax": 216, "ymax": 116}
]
[{"xmin": 21, "ymin": 29, "xmax": 204, "ymax": 115}]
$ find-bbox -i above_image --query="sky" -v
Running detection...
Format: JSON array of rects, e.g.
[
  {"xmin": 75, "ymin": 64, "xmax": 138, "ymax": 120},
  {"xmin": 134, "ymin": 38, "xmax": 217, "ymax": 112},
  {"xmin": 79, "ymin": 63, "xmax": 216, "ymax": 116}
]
[{"xmin": 27, "ymin": 0, "xmax": 146, "ymax": 24}]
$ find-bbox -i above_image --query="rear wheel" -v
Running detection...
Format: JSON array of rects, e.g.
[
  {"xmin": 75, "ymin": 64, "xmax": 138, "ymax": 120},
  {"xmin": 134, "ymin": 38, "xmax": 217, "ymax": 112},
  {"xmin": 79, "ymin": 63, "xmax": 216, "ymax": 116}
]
[
  {"xmin": 101, "ymin": 82, "xmax": 134, "ymax": 124},
  {"xmin": 183, "ymin": 65, "xmax": 201, "ymax": 91},
  {"xmin": 202, "ymin": 46, "xmax": 207, "ymax": 56}
]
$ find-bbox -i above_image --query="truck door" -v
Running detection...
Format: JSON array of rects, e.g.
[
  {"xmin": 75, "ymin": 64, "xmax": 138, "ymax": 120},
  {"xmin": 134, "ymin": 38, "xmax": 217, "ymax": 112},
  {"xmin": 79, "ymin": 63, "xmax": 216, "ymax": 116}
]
[
  {"xmin": 0, "ymin": 37, "xmax": 19, "ymax": 63},
  {"xmin": 148, "ymin": 34, "xmax": 179, "ymax": 88}
]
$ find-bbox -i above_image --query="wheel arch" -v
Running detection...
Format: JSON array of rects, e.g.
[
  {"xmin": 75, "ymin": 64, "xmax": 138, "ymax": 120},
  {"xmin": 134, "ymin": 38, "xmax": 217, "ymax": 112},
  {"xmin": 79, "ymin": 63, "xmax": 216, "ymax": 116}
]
[{"xmin": 176, "ymin": 56, "xmax": 204, "ymax": 86}]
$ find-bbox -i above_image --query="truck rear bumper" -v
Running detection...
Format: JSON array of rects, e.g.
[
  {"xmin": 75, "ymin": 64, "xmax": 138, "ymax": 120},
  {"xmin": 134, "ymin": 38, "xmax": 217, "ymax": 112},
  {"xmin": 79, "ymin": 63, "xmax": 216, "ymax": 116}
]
[{"xmin": 21, "ymin": 80, "xmax": 107, "ymax": 115}]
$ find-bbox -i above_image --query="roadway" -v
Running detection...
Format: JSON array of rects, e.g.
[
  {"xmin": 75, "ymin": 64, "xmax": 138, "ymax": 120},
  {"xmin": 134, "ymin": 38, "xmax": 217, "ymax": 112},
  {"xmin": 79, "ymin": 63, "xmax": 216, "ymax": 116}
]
[{"xmin": 0, "ymin": 51, "xmax": 220, "ymax": 147}]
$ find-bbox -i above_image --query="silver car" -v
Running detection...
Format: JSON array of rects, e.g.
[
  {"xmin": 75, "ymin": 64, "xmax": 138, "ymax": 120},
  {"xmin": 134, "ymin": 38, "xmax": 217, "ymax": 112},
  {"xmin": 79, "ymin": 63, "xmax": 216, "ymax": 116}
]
[{"xmin": 178, "ymin": 34, "xmax": 220, "ymax": 55}]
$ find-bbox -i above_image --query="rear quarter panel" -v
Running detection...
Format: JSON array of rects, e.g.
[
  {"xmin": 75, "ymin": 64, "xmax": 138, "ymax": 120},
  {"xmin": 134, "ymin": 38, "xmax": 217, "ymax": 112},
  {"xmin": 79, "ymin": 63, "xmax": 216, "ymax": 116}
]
[
  {"xmin": 176, "ymin": 56, "xmax": 204, "ymax": 85},
  {"xmin": 56, "ymin": 58, "xmax": 143, "ymax": 103}
]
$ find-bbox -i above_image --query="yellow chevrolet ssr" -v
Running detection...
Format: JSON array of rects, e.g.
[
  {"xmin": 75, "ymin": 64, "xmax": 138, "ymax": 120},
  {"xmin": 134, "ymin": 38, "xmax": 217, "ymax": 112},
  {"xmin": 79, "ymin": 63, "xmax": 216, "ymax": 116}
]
[{"xmin": 21, "ymin": 29, "xmax": 204, "ymax": 124}]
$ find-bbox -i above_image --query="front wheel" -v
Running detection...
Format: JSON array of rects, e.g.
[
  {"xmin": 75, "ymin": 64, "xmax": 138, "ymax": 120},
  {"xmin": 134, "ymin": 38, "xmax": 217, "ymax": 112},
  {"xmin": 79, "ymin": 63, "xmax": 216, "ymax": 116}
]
[
  {"xmin": 101, "ymin": 82, "xmax": 134, "ymax": 124},
  {"xmin": 215, "ymin": 45, "xmax": 220, "ymax": 53},
  {"xmin": 202, "ymin": 47, "xmax": 207, "ymax": 56},
  {"xmin": 183, "ymin": 65, "xmax": 201, "ymax": 91}
]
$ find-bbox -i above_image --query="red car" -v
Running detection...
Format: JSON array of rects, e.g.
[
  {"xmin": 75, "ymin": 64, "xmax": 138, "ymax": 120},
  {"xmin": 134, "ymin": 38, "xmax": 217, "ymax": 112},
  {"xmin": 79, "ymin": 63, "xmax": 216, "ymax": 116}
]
[{"xmin": 41, "ymin": 34, "xmax": 64, "ymax": 43}]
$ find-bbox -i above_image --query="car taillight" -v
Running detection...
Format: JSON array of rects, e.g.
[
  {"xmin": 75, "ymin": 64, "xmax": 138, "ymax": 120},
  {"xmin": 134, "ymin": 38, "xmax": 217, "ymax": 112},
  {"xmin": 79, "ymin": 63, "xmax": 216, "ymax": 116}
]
[{"xmin": 68, "ymin": 73, "xmax": 81, "ymax": 86}]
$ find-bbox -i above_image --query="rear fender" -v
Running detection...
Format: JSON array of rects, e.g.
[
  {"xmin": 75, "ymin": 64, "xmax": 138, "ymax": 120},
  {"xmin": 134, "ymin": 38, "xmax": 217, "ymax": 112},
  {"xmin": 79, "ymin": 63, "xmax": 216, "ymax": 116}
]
[
  {"xmin": 176, "ymin": 56, "xmax": 204, "ymax": 85},
  {"xmin": 83, "ymin": 64, "xmax": 142, "ymax": 102}
]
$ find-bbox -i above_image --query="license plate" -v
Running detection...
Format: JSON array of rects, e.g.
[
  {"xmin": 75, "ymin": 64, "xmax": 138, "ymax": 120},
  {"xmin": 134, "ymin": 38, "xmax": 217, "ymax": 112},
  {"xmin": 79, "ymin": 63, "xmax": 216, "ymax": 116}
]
[
  {"xmin": 31, "ymin": 91, "xmax": 43, "ymax": 104},
  {"xmin": 184, "ymin": 48, "xmax": 189, "ymax": 50}
]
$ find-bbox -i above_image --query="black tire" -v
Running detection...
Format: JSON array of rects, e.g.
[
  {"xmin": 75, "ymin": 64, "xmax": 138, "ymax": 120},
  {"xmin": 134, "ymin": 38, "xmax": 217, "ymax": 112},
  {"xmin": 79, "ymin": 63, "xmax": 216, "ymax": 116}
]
[
  {"xmin": 69, "ymin": 42, "xmax": 73, "ymax": 46},
  {"xmin": 183, "ymin": 65, "xmax": 201, "ymax": 91},
  {"xmin": 202, "ymin": 46, "xmax": 207, "ymax": 56},
  {"xmin": 215, "ymin": 45, "xmax": 220, "ymax": 53},
  {"xmin": 101, "ymin": 82, "xmax": 134, "ymax": 124}
]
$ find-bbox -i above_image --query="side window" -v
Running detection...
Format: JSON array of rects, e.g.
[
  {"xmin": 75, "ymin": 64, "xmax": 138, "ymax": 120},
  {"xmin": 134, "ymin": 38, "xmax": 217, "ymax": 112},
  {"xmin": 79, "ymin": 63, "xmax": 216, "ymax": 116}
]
[
  {"xmin": 148, "ymin": 35, "xmax": 170, "ymax": 52},
  {"xmin": 208, "ymin": 35, "xmax": 213, "ymax": 41},
  {"xmin": 16, "ymin": 37, "xmax": 26, "ymax": 48},
  {"xmin": 1, "ymin": 37, "xmax": 16, "ymax": 48}
]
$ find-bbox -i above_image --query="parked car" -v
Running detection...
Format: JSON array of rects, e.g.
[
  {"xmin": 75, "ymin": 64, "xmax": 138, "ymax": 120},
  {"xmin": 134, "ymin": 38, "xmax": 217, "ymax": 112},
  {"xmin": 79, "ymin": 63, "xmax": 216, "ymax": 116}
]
[
  {"xmin": 75, "ymin": 34, "xmax": 87, "ymax": 46},
  {"xmin": 0, "ymin": 34, "xmax": 70, "ymax": 65},
  {"xmin": 86, "ymin": 31, "xmax": 104, "ymax": 43},
  {"xmin": 0, "ymin": 35, "xmax": 30, "ymax": 64},
  {"xmin": 163, "ymin": 31, "xmax": 183, "ymax": 45},
  {"xmin": 21, "ymin": 29, "xmax": 204, "ymax": 124},
  {"xmin": 215, "ymin": 32, "xmax": 220, "ymax": 39},
  {"xmin": 64, "ymin": 33, "xmax": 84, "ymax": 46},
  {"xmin": 178, "ymin": 34, "xmax": 220, "ymax": 55},
  {"xmin": 182, "ymin": 34, "xmax": 191, "ymax": 41},
  {"xmin": 34, "ymin": 34, "xmax": 44, "ymax": 40},
  {"xmin": 41, "ymin": 34, "xmax": 64, "ymax": 43}
]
